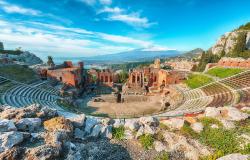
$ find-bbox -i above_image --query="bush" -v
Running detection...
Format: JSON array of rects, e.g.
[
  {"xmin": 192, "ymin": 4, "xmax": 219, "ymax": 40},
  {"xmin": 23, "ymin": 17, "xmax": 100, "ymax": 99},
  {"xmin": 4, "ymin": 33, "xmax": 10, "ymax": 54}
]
[
  {"xmin": 199, "ymin": 117, "xmax": 222, "ymax": 128},
  {"xmin": 199, "ymin": 128, "xmax": 239, "ymax": 154},
  {"xmin": 241, "ymin": 143, "xmax": 250, "ymax": 154},
  {"xmin": 185, "ymin": 74, "xmax": 213, "ymax": 89},
  {"xmin": 154, "ymin": 151, "xmax": 169, "ymax": 160},
  {"xmin": 139, "ymin": 134, "xmax": 154, "ymax": 150},
  {"xmin": 112, "ymin": 126, "xmax": 125, "ymax": 140},
  {"xmin": 154, "ymin": 131, "xmax": 165, "ymax": 141},
  {"xmin": 207, "ymin": 67, "xmax": 243, "ymax": 78},
  {"xmin": 200, "ymin": 150, "xmax": 224, "ymax": 160},
  {"xmin": 180, "ymin": 121, "xmax": 199, "ymax": 139},
  {"xmin": 159, "ymin": 123, "xmax": 169, "ymax": 130}
]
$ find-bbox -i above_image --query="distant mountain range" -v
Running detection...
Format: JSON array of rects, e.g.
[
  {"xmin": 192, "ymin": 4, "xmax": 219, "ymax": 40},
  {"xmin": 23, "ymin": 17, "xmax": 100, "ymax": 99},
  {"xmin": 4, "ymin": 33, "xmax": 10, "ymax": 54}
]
[{"xmin": 54, "ymin": 49, "xmax": 183, "ymax": 64}]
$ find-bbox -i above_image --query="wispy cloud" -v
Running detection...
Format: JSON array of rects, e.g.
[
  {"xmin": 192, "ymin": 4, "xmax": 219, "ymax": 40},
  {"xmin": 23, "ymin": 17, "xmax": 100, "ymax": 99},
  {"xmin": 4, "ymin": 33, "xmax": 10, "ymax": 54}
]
[
  {"xmin": 99, "ymin": 0, "xmax": 112, "ymax": 5},
  {"xmin": 107, "ymin": 12, "xmax": 157, "ymax": 28},
  {"xmin": 0, "ymin": 0, "xmax": 40, "ymax": 15},
  {"xmin": 97, "ymin": 7, "xmax": 123, "ymax": 14},
  {"xmin": 0, "ymin": 19, "xmax": 168, "ymax": 58}
]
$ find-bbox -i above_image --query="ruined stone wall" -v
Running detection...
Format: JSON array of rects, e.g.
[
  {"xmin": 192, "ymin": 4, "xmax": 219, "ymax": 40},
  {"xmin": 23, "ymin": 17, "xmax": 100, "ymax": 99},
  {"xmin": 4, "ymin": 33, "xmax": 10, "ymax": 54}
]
[{"xmin": 217, "ymin": 57, "xmax": 250, "ymax": 68}]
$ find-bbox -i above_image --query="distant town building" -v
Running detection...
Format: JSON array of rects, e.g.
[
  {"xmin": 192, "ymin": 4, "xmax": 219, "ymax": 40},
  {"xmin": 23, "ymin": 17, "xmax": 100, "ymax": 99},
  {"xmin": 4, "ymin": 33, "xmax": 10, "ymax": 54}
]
[{"xmin": 165, "ymin": 60, "xmax": 197, "ymax": 71}]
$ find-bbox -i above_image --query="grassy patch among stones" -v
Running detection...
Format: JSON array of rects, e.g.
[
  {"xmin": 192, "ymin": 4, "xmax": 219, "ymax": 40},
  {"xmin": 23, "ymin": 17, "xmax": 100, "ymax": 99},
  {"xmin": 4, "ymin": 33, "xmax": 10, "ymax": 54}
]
[
  {"xmin": 207, "ymin": 67, "xmax": 243, "ymax": 78},
  {"xmin": 112, "ymin": 126, "xmax": 125, "ymax": 140},
  {"xmin": 139, "ymin": 134, "xmax": 154, "ymax": 150},
  {"xmin": 185, "ymin": 74, "xmax": 213, "ymax": 89}
]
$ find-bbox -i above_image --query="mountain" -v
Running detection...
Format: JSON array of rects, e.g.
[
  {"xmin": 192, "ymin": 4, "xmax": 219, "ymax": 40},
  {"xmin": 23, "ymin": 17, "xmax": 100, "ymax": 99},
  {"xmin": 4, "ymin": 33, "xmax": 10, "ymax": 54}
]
[
  {"xmin": 210, "ymin": 22, "xmax": 250, "ymax": 58},
  {"xmin": 54, "ymin": 49, "xmax": 183, "ymax": 64},
  {"xmin": 181, "ymin": 48, "xmax": 204, "ymax": 58}
]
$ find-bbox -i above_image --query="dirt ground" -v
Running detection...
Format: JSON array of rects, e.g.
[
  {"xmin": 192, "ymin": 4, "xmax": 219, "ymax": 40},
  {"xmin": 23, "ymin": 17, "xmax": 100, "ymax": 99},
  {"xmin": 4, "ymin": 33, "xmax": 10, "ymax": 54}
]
[{"xmin": 86, "ymin": 95, "xmax": 163, "ymax": 117}]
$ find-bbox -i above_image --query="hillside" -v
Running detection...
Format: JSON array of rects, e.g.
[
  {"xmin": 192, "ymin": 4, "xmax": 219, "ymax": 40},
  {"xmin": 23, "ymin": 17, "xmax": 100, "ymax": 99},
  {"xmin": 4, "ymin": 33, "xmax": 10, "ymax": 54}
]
[{"xmin": 211, "ymin": 22, "xmax": 250, "ymax": 58}]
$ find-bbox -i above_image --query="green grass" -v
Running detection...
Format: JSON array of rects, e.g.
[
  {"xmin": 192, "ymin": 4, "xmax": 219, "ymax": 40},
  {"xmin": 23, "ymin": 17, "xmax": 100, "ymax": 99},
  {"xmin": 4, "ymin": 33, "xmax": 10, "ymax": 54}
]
[
  {"xmin": 207, "ymin": 67, "xmax": 243, "ymax": 78},
  {"xmin": 139, "ymin": 134, "xmax": 154, "ymax": 150},
  {"xmin": 199, "ymin": 117, "xmax": 223, "ymax": 128},
  {"xmin": 0, "ymin": 65, "xmax": 38, "ymax": 83},
  {"xmin": 154, "ymin": 151, "xmax": 169, "ymax": 160},
  {"xmin": 112, "ymin": 126, "xmax": 125, "ymax": 140},
  {"xmin": 180, "ymin": 121, "xmax": 199, "ymax": 139},
  {"xmin": 185, "ymin": 74, "xmax": 213, "ymax": 89},
  {"xmin": 199, "ymin": 128, "xmax": 239, "ymax": 154}
]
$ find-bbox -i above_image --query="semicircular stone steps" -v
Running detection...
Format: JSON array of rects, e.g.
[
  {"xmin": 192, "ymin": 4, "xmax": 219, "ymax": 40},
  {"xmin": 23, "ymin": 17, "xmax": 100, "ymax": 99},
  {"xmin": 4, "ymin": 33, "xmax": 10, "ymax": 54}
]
[{"xmin": 2, "ymin": 84, "xmax": 60, "ymax": 108}]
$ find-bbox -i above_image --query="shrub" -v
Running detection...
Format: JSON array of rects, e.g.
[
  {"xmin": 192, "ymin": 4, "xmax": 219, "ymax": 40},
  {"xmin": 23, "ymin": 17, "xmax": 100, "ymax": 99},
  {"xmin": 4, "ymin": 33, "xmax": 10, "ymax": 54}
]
[
  {"xmin": 199, "ymin": 128, "xmax": 239, "ymax": 154},
  {"xmin": 185, "ymin": 74, "xmax": 213, "ymax": 89},
  {"xmin": 154, "ymin": 131, "xmax": 165, "ymax": 141},
  {"xmin": 112, "ymin": 126, "xmax": 125, "ymax": 140},
  {"xmin": 154, "ymin": 151, "xmax": 169, "ymax": 160},
  {"xmin": 139, "ymin": 134, "xmax": 154, "ymax": 150},
  {"xmin": 199, "ymin": 117, "xmax": 222, "ymax": 128},
  {"xmin": 159, "ymin": 123, "xmax": 169, "ymax": 130},
  {"xmin": 180, "ymin": 121, "xmax": 199, "ymax": 139},
  {"xmin": 207, "ymin": 67, "xmax": 243, "ymax": 78},
  {"xmin": 200, "ymin": 150, "xmax": 224, "ymax": 160},
  {"xmin": 241, "ymin": 143, "xmax": 250, "ymax": 154}
]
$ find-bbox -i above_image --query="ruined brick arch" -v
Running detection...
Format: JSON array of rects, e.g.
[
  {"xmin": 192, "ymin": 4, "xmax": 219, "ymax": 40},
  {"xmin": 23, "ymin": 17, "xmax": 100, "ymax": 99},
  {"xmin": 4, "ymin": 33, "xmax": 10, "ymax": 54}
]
[
  {"xmin": 110, "ymin": 76, "xmax": 113, "ymax": 82},
  {"xmin": 100, "ymin": 76, "xmax": 104, "ymax": 82},
  {"xmin": 132, "ymin": 75, "xmax": 136, "ymax": 83},
  {"xmin": 154, "ymin": 75, "xmax": 157, "ymax": 82},
  {"xmin": 105, "ymin": 76, "xmax": 108, "ymax": 82}
]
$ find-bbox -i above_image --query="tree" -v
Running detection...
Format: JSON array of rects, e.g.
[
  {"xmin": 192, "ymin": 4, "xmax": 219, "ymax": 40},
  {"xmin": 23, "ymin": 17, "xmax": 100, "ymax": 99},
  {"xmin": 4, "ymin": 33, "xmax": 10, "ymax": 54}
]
[
  {"xmin": 0, "ymin": 42, "xmax": 4, "ymax": 51},
  {"xmin": 118, "ymin": 70, "xmax": 129, "ymax": 83},
  {"xmin": 47, "ymin": 56, "xmax": 55, "ymax": 66}
]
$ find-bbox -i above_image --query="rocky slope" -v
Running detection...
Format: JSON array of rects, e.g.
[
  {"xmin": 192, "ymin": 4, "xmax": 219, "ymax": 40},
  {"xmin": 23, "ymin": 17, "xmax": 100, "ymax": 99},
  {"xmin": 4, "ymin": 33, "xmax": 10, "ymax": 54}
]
[
  {"xmin": 7, "ymin": 51, "xmax": 43, "ymax": 65},
  {"xmin": 0, "ymin": 104, "xmax": 249, "ymax": 160},
  {"xmin": 211, "ymin": 29, "xmax": 250, "ymax": 55}
]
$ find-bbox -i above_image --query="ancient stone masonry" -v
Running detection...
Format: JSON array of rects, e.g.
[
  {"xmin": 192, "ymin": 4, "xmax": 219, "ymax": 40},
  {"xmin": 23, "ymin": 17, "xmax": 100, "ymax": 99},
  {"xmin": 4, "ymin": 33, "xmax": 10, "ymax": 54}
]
[
  {"xmin": 217, "ymin": 57, "xmax": 250, "ymax": 68},
  {"xmin": 126, "ymin": 60, "xmax": 186, "ymax": 93},
  {"xmin": 88, "ymin": 69, "xmax": 118, "ymax": 87},
  {"xmin": 45, "ymin": 61, "xmax": 85, "ymax": 88}
]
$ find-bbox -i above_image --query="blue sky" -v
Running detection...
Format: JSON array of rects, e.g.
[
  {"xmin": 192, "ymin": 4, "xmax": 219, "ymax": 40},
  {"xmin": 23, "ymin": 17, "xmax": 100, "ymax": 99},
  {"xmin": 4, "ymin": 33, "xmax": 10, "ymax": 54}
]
[{"xmin": 0, "ymin": 0, "xmax": 249, "ymax": 58}]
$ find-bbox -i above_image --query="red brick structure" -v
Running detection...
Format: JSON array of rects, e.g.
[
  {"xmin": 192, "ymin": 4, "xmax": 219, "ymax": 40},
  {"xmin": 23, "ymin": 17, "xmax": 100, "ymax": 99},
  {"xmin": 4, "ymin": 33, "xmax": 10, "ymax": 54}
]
[
  {"xmin": 127, "ymin": 67, "xmax": 185, "ymax": 92},
  {"xmin": 217, "ymin": 57, "xmax": 250, "ymax": 68},
  {"xmin": 46, "ymin": 61, "xmax": 84, "ymax": 88},
  {"xmin": 88, "ymin": 69, "xmax": 118, "ymax": 87}
]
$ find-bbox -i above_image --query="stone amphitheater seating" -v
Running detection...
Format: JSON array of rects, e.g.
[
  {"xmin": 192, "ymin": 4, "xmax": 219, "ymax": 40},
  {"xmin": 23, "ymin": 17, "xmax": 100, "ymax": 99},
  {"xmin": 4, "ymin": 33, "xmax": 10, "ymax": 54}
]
[
  {"xmin": 1, "ymin": 84, "xmax": 60, "ymax": 108},
  {"xmin": 175, "ymin": 70, "xmax": 250, "ymax": 113}
]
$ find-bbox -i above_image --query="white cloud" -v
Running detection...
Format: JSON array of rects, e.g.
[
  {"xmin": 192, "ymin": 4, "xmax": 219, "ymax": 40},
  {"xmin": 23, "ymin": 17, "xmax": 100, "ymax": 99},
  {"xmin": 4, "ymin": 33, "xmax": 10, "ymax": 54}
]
[
  {"xmin": 98, "ymin": 7, "xmax": 123, "ymax": 14},
  {"xmin": 98, "ymin": 33, "xmax": 152, "ymax": 47},
  {"xmin": 107, "ymin": 12, "xmax": 156, "ymax": 28},
  {"xmin": 0, "ymin": 20, "xmax": 166, "ymax": 57},
  {"xmin": 0, "ymin": 0, "xmax": 40, "ymax": 15},
  {"xmin": 80, "ymin": 0, "xmax": 96, "ymax": 6},
  {"xmin": 99, "ymin": 0, "xmax": 112, "ymax": 5},
  {"xmin": 142, "ymin": 45, "xmax": 173, "ymax": 51}
]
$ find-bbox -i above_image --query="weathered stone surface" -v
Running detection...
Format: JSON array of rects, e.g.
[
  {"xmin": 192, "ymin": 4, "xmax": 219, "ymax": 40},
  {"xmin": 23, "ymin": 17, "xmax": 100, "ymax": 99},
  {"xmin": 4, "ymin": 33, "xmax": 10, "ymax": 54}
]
[
  {"xmin": 241, "ymin": 107, "xmax": 250, "ymax": 112},
  {"xmin": 135, "ymin": 126, "xmax": 144, "ymax": 139},
  {"xmin": 45, "ymin": 131, "xmax": 69, "ymax": 146},
  {"xmin": 217, "ymin": 153, "xmax": 249, "ymax": 160},
  {"xmin": 25, "ymin": 144, "xmax": 61, "ymax": 160},
  {"xmin": 74, "ymin": 128, "xmax": 85, "ymax": 140},
  {"xmin": 144, "ymin": 125, "xmax": 156, "ymax": 135},
  {"xmin": 222, "ymin": 107, "xmax": 249, "ymax": 121},
  {"xmin": 37, "ymin": 106, "xmax": 58, "ymax": 120},
  {"xmin": 101, "ymin": 125, "xmax": 112, "ymax": 139},
  {"xmin": 0, "ymin": 146, "xmax": 25, "ymax": 160},
  {"xmin": 139, "ymin": 116, "xmax": 159, "ymax": 127},
  {"xmin": 205, "ymin": 107, "xmax": 221, "ymax": 118},
  {"xmin": 124, "ymin": 129, "xmax": 134, "ymax": 140},
  {"xmin": 161, "ymin": 118, "xmax": 184, "ymax": 130},
  {"xmin": 0, "ymin": 131, "xmax": 23, "ymax": 153},
  {"xmin": 245, "ymin": 32, "xmax": 250, "ymax": 50},
  {"xmin": 90, "ymin": 124, "xmax": 102, "ymax": 137},
  {"xmin": 154, "ymin": 141, "xmax": 166, "ymax": 152},
  {"xmin": 191, "ymin": 122, "xmax": 203, "ymax": 133},
  {"xmin": 220, "ymin": 119, "xmax": 235, "ymax": 130},
  {"xmin": 113, "ymin": 119, "xmax": 124, "ymax": 128},
  {"xmin": 84, "ymin": 117, "xmax": 100, "ymax": 134},
  {"xmin": 16, "ymin": 118, "xmax": 41, "ymax": 132},
  {"xmin": 124, "ymin": 119, "xmax": 140, "ymax": 131},
  {"xmin": 101, "ymin": 118, "xmax": 111, "ymax": 126},
  {"xmin": 68, "ymin": 114, "xmax": 86, "ymax": 128},
  {"xmin": 0, "ymin": 119, "xmax": 17, "ymax": 132},
  {"xmin": 44, "ymin": 117, "xmax": 73, "ymax": 133},
  {"xmin": 163, "ymin": 131, "xmax": 210, "ymax": 160}
]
